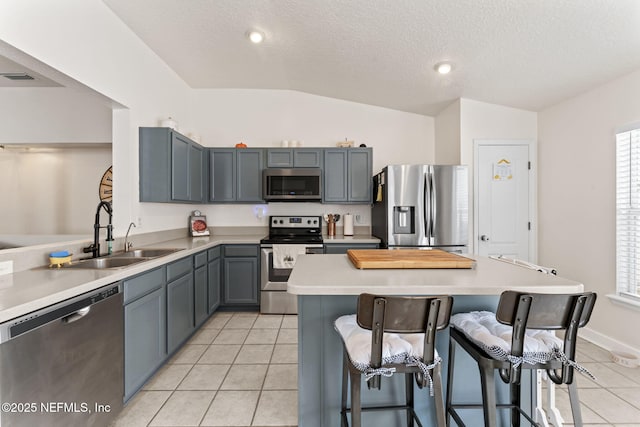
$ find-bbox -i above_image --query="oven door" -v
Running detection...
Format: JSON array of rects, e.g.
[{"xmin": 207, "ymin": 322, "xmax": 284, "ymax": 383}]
[{"xmin": 260, "ymin": 245, "xmax": 323, "ymax": 291}]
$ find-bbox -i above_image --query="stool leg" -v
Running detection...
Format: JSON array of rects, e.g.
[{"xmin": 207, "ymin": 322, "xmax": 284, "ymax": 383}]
[
  {"xmin": 510, "ymin": 382, "xmax": 520, "ymax": 427},
  {"xmin": 479, "ymin": 365, "xmax": 498, "ymax": 427},
  {"xmin": 446, "ymin": 337, "xmax": 456, "ymax": 427},
  {"xmin": 350, "ymin": 369, "xmax": 362, "ymax": 427},
  {"xmin": 568, "ymin": 380, "xmax": 583, "ymax": 427},
  {"xmin": 405, "ymin": 373, "xmax": 414, "ymax": 426},
  {"xmin": 341, "ymin": 352, "xmax": 349, "ymax": 427},
  {"xmin": 433, "ymin": 364, "xmax": 447, "ymax": 427}
]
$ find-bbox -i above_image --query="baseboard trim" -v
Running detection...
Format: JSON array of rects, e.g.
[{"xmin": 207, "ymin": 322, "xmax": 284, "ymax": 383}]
[{"xmin": 580, "ymin": 326, "xmax": 640, "ymax": 358}]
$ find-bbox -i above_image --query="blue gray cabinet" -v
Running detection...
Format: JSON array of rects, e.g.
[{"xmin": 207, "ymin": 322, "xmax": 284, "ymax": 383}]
[
  {"xmin": 222, "ymin": 245, "xmax": 259, "ymax": 307},
  {"xmin": 323, "ymin": 148, "xmax": 372, "ymax": 203},
  {"xmin": 323, "ymin": 242, "xmax": 379, "ymax": 254},
  {"xmin": 166, "ymin": 257, "xmax": 195, "ymax": 354},
  {"xmin": 123, "ymin": 267, "xmax": 167, "ymax": 401},
  {"xmin": 209, "ymin": 149, "xmax": 264, "ymax": 203},
  {"xmin": 139, "ymin": 127, "xmax": 205, "ymax": 203},
  {"xmin": 208, "ymin": 247, "xmax": 222, "ymax": 313},
  {"xmin": 266, "ymin": 148, "xmax": 323, "ymax": 168},
  {"xmin": 194, "ymin": 251, "xmax": 208, "ymax": 327}
]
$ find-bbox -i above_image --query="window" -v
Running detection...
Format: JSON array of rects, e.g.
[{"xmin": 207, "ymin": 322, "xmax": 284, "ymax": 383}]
[{"xmin": 616, "ymin": 127, "xmax": 640, "ymax": 300}]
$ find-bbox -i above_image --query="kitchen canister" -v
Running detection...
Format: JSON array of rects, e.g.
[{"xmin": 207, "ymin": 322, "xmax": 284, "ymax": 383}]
[{"xmin": 343, "ymin": 213, "xmax": 354, "ymax": 236}]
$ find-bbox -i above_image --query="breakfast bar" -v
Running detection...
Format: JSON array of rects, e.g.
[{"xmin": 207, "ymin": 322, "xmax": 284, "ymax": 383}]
[{"xmin": 287, "ymin": 253, "xmax": 584, "ymax": 427}]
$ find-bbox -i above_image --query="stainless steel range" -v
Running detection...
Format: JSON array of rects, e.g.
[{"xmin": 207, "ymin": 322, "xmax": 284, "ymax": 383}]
[{"xmin": 260, "ymin": 215, "xmax": 323, "ymax": 314}]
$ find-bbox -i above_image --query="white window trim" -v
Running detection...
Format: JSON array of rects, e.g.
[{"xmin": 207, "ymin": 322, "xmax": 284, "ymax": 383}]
[{"xmin": 615, "ymin": 124, "xmax": 640, "ymax": 306}]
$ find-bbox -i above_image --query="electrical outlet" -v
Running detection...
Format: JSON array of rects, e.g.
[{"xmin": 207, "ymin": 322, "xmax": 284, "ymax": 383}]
[
  {"xmin": 0, "ymin": 260, "xmax": 14, "ymax": 276},
  {"xmin": 355, "ymin": 214, "xmax": 361, "ymax": 223}
]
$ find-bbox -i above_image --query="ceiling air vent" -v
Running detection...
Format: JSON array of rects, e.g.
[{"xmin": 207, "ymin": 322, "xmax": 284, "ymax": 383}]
[{"xmin": 0, "ymin": 73, "xmax": 35, "ymax": 80}]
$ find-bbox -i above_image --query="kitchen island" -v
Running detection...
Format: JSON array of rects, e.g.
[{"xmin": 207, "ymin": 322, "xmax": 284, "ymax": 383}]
[{"xmin": 287, "ymin": 253, "xmax": 584, "ymax": 427}]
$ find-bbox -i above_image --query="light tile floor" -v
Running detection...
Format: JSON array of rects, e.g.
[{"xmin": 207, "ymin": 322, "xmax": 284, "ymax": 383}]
[
  {"xmin": 541, "ymin": 338, "xmax": 640, "ymax": 427},
  {"xmin": 112, "ymin": 312, "xmax": 298, "ymax": 427},
  {"xmin": 113, "ymin": 313, "xmax": 640, "ymax": 427}
]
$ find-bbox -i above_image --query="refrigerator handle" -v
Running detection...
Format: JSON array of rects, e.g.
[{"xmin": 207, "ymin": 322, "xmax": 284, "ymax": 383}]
[
  {"xmin": 429, "ymin": 171, "xmax": 436, "ymax": 244},
  {"xmin": 423, "ymin": 172, "xmax": 430, "ymax": 239}
]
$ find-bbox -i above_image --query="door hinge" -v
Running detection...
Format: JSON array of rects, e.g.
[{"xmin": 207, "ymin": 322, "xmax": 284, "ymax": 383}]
[
  {"xmin": 528, "ymin": 222, "xmax": 531, "ymax": 230},
  {"xmin": 528, "ymin": 161, "xmax": 531, "ymax": 170}
]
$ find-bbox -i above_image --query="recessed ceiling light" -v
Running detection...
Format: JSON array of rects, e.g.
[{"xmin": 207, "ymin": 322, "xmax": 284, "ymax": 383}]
[
  {"xmin": 434, "ymin": 62, "xmax": 453, "ymax": 75},
  {"xmin": 247, "ymin": 30, "xmax": 265, "ymax": 44}
]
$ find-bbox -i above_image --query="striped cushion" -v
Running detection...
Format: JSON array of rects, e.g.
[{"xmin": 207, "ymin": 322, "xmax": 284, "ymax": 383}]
[
  {"xmin": 335, "ymin": 314, "xmax": 439, "ymax": 370},
  {"xmin": 450, "ymin": 311, "xmax": 562, "ymax": 362}
]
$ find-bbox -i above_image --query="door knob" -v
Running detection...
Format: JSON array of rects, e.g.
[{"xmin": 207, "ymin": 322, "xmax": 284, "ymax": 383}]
[{"xmin": 480, "ymin": 235, "xmax": 489, "ymax": 241}]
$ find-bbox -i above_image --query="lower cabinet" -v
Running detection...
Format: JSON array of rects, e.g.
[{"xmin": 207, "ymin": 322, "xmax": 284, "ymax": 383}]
[
  {"xmin": 324, "ymin": 243, "xmax": 379, "ymax": 254},
  {"xmin": 123, "ymin": 244, "xmax": 259, "ymax": 402},
  {"xmin": 123, "ymin": 268, "xmax": 167, "ymax": 401},
  {"xmin": 222, "ymin": 245, "xmax": 259, "ymax": 307},
  {"xmin": 208, "ymin": 247, "xmax": 222, "ymax": 313},
  {"xmin": 167, "ymin": 272, "xmax": 195, "ymax": 354}
]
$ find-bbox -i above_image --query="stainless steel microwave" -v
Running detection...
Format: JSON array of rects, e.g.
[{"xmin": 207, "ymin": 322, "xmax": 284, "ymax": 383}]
[{"xmin": 262, "ymin": 168, "xmax": 322, "ymax": 201}]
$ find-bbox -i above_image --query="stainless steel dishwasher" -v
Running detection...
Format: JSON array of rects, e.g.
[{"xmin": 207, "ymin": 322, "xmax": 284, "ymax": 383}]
[{"xmin": 0, "ymin": 283, "xmax": 123, "ymax": 427}]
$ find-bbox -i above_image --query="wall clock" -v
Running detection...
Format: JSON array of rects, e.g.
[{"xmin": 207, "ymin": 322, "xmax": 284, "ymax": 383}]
[{"xmin": 99, "ymin": 166, "xmax": 113, "ymax": 202}]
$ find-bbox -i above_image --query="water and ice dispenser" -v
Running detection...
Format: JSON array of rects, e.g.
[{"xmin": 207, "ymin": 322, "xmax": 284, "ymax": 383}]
[{"xmin": 393, "ymin": 206, "xmax": 415, "ymax": 234}]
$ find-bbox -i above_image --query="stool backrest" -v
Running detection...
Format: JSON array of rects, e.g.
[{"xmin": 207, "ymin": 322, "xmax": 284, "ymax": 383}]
[
  {"xmin": 356, "ymin": 294, "xmax": 453, "ymax": 369},
  {"xmin": 495, "ymin": 291, "xmax": 597, "ymax": 384}
]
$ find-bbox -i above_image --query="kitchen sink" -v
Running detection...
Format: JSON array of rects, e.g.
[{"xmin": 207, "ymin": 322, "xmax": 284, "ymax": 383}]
[
  {"xmin": 115, "ymin": 248, "xmax": 182, "ymax": 258},
  {"xmin": 63, "ymin": 257, "xmax": 148, "ymax": 269},
  {"xmin": 59, "ymin": 248, "xmax": 183, "ymax": 269}
]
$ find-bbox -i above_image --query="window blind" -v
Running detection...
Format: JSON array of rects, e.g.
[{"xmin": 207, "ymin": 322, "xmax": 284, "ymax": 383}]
[{"xmin": 616, "ymin": 129, "xmax": 640, "ymax": 298}]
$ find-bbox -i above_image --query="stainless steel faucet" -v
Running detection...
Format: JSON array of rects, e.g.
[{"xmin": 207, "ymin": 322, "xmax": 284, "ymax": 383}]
[{"xmin": 125, "ymin": 222, "xmax": 136, "ymax": 252}]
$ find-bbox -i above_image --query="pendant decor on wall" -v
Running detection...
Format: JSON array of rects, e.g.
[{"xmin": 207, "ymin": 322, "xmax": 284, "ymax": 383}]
[{"xmin": 99, "ymin": 166, "xmax": 113, "ymax": 202}]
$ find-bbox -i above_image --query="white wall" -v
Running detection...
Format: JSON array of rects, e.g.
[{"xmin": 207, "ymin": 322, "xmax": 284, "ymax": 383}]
[
  {"xmin": 538, "ymin": 69, "xmax": 640, "ymax": 354},
  {"xmin": 0, "ymin": 0, "xmax": 192, "ymax": 237},
  {"xmin": 434, "ymin": 99, "xmax": 461, "ymax": 164},
  {"xmin": 455, "ymin": 99, "xmax": 538, "ymax": 254},
  {"xmin": 0, "ymin": 147, "xmax": 112, "ymax": 234},
  {"xmin": 1, "ymin": 3, "xmax": 435, "ymax": 236},
  {"xmin": 134, "ymin": 89, "xmax": 435, "ymax": 232},
  {"xmin": 0, "ymin": 87, "xmax": 112, "ymax": 144}
]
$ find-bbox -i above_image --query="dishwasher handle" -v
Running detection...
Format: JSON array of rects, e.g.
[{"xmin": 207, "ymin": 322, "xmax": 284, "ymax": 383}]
[{"xmin": 61, "ymin": 306, "xmax": 91, "ymax": 324}]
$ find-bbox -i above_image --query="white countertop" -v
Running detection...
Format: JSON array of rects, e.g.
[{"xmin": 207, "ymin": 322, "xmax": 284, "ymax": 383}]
[
  {"xmin": 0, "ymin": 233, "xmax": 381, "ymax": 324},
  {"xmin": 0, "ymin": 234, "xmax": 262, "ymax": 324},
  {"xmin": 287, "ymin": 253, "xmax": 584, "ymax": 296}
]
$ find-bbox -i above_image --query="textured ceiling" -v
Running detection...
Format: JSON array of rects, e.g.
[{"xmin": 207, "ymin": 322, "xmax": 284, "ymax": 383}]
[{"xmin": 102, "ymin": 0, "xmax": 640, "ymax": 116}]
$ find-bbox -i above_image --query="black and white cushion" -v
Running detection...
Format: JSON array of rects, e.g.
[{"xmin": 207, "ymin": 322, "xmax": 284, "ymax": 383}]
[
  {"xmin": 335, "ymin": 314, "xmax": 441, "ymax": 392},
  {"xmin": 450, "ymin": 311, "xmax": 593, "ymax": 378}
]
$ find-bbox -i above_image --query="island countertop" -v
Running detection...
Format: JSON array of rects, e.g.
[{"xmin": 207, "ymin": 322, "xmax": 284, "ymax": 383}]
[{"xmin": 287, "ymin": 253, "xmax": 583, "ymax": 295}]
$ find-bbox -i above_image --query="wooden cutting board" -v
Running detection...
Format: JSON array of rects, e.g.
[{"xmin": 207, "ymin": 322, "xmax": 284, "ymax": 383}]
[{"xmin": 347, "ymin": 249, "xmax": 475, "ymax": 269}]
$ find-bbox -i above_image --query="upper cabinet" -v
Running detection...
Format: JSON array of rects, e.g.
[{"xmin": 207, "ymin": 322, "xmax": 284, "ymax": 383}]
[
  {"xmin": 209, "ymin": 148, "xmax": 264, "ymax": 203},
  {"xmin": 323, "ymin": 148, "xmax": 372, "ymax": 204},
  {"xmin": 139, "ymin": 128, "xmax": 206, "ymax": 203},
  {"xmin": 139, "ymin": 129, "xmax": 372, "ymax": 206},
  {"xmin": 266, "ymin": 148, "xmax": 323, "ymax": 168}
]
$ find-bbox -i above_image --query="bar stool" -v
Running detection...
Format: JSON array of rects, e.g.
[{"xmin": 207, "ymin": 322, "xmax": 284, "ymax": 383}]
[
  {"xmin": 334, "ymin": 293, "xmax": 453, "ymax": 427},
  {"xmin": 446, "ymin": 291, "xmax": 597, "ymax": 427}
]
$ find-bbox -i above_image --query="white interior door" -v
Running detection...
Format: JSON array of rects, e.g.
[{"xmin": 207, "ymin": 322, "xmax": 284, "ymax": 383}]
[{"xmin": 475, "ymin": 141, "xmax": 533, "ymax": 260}]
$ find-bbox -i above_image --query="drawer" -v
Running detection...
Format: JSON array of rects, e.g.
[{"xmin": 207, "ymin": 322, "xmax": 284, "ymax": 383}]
[
  {"xmin": 194, "ymin": 251, "xmax": 207, "ymax": 268},
  {"xmin": 123, "ymin": 266, "xmax": 165, "ymax": 304},
  {"xmin": 208, "ymin": 246, "xmax": 221, "ymax": 261},
  {"xmin": 167, "ymin": 257, "xmax": 193, "ymax": 282},
  {"xmin": 223, "ymin": 245, "xmax": 259, "ymax": 258}
]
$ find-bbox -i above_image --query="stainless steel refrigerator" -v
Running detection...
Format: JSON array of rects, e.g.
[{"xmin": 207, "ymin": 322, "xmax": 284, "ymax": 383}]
[{"xmin": 372, "ymin": 164, "xmax": 469, "ymax": 251}]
